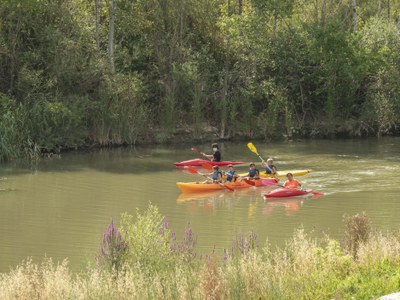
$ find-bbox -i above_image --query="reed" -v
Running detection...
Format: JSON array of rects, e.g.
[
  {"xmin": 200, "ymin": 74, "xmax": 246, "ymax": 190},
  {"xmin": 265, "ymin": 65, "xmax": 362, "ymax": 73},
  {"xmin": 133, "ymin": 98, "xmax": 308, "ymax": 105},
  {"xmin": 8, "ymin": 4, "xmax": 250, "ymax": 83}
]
[{"xmin": 1, "ymin": 210, "xmax": 400, "ymax": 299}]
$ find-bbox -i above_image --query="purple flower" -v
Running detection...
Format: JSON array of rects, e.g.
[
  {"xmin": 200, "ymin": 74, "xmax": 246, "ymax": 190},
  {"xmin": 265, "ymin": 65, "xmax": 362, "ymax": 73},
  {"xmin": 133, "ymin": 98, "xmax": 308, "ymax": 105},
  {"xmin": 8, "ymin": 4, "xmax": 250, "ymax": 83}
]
[{"xmin": 98, "ymin": 219, "xmax": 128, "ymax": 271}]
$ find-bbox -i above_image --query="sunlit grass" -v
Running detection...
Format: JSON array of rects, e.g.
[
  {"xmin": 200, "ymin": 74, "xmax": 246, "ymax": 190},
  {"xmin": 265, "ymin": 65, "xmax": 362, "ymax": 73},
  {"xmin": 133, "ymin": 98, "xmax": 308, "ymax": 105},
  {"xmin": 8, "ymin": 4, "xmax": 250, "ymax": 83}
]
[{"xmin": 1, "ymin": 207, "xmax": 400, "ymax": 299}]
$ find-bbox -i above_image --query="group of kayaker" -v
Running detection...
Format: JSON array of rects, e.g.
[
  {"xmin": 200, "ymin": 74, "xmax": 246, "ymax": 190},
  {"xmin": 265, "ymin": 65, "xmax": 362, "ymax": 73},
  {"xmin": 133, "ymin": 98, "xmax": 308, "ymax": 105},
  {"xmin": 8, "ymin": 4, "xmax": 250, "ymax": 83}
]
[{"xmin": 200, "ymin": 143, "xmax": 301, "ymax": 188}]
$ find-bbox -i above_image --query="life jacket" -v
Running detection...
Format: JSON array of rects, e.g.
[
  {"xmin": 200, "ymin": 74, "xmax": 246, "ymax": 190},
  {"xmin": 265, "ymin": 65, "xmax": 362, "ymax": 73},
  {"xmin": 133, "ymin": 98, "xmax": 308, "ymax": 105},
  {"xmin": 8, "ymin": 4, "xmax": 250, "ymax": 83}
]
[
  {"xmin": 212, "ymin": 151, "xmax": 221, "ymax": 162},
  {"xmin": 212, "ymin": 170, "xmax": 223, "ymax": 181},
  {"xmin": 226, "ymin": 170, "xmax": 236, "ymax": 182},
  {"xmin": 284, "ymin": 179, "xmax": 300, "ymax": 189},
  {"xmin": 265, "ymin": 164, "xmax": 276, "ymax": 174},
  {"xmin": 248, "ymin": 168, "xmax": 259, "ymax": 178}
]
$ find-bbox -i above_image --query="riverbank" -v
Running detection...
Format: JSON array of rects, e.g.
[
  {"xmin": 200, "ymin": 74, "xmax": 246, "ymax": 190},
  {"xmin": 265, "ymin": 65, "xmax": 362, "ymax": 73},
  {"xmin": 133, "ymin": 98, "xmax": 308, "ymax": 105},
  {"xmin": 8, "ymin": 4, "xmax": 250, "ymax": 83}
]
[
  {"xmin": 13, "ymin": 121, "xmax": 400, "ymax": 161},
  {"xmin": 1, "ymin": 206, "xmax": 399, "ymax": 299}
]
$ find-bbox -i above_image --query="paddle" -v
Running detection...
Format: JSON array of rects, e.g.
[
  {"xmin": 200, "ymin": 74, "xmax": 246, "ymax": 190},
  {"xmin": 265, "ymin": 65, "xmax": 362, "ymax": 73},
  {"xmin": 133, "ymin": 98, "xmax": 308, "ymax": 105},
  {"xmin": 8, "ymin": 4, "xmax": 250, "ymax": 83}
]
[
  {"xmin": 247, "ymin": 142, "xmax": 265, "ymax": 162},
  {"xmin": 247, "ymin": 142, "xmax": 274, "ymax": 174},
  {"xmin": 187, "ymin": 166, "xmax": 234, "ymax": 191},
  {"xmin": 191, "ymin": 147, "xmax": 212, "ymax": 161},
  {"xmin": 201, "ymin": 162, "xmax": 213, "ymax": 170}
]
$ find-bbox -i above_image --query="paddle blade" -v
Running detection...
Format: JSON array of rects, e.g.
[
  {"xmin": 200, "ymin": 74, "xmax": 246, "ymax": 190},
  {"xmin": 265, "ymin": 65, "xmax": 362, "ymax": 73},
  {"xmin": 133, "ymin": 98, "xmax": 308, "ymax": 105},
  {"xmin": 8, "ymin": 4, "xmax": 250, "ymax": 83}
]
[
  {"xmin": 243, "ymin": 179, "xmax": 256, "ymax": 186},
  {"xmin": 311, "ymin": 191, "xmax": 324, "ymax": 197},
  {"xmin": 187, "ymin": 166, "xmax": 199, "ymax": 174},
  {"xmin": 247, "ymin": 142, "xmax": 258, "ymax": 155},
  {"xmin": 191, "ymin": 147, "xmax": 202, "ymax": 153},
  {"xmin": 202, "ymin": 162, "xmax": 213, "ymax": 170},
  {"xmin": 224, "ymin": 184, "xmax": 235, "ymax": 191},
  {"xmin": 260, "ymin": 178, "xmax": 279, "ymax": 186}
]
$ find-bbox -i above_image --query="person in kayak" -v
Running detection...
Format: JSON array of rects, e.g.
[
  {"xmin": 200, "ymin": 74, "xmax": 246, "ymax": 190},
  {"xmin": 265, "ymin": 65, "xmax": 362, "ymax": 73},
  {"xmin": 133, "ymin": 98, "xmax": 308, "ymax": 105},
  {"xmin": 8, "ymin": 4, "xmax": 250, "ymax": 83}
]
[
  {"xmin": 225, "ymin": 164, "xmax": 238, "ymax": 182},
  {"xmin": 240, "ymin": 163, "xmax": 260, "ymax": 181},
  {"xmin": 262, "ymin": 158, "xmax": 277, "ymax": 176},
  {"xmin": 204, "ymin": 165, "xmax": 223, "ymax": 184},
  {"xmin": 201, "ymin": 143, "xmax": 221, "ymax": 162},
  {"xmin": 283, "ymin": 173, "xmax": 302, "ymax": 189}
]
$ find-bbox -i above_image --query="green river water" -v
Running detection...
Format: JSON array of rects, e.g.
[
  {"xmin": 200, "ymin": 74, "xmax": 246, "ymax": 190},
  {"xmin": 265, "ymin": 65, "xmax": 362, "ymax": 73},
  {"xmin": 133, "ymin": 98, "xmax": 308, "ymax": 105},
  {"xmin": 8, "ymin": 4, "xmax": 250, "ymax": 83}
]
[{"xmin": 0, "ymin": 138, "xmax": 399, "ymax": 272}]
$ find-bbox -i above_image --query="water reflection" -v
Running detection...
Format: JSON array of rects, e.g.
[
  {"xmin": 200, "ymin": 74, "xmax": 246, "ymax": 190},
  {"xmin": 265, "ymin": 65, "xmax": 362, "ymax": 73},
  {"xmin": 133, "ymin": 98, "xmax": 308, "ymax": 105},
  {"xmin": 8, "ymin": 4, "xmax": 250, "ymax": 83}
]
[
  {"xmin": 177, "ymin": 191, "xmax": 236, "ymax": 214},
  {"xmin": 177, "ymin": 187, "xmax": 267, "ymax": 217},
  {"xmin": 263, "ymin": 196, "xmax": 310, "ymax": 216}
]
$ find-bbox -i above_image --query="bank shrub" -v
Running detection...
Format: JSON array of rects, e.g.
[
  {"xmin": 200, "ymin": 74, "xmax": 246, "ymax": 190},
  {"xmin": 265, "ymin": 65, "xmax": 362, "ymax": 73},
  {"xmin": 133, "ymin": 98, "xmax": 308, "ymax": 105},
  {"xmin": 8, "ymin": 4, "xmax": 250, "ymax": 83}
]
[
  {"xmin": 343, "ymin": 212, "xmax": 371, "ymax": 258},
  {"xmin": 1, "ymin": 211, "xmax": 400, "ymax": 299}
]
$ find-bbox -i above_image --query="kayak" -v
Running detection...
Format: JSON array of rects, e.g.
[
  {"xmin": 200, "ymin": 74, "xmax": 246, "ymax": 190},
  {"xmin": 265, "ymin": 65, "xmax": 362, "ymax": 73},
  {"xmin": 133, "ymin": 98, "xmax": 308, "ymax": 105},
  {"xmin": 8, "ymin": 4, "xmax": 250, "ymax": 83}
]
[
  {"xmin": 239, "ymin": 169, "xmax": 312, "ymax": 178},
  {"xmin": 177, "ymin": 178, "xmax": 278, "ymax": 193},
  {"xmin": 264, "ymin": 188, "xmax": 314, "ymax": 198},
  {"xmin": 174, "ymin": 159, "xmax": 246, "ymax": 167}
]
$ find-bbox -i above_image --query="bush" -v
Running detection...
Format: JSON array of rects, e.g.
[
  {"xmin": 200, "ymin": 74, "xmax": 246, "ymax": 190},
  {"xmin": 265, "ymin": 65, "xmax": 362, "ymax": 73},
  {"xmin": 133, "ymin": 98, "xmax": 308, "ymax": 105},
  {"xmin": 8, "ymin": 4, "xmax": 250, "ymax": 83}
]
[
  {"xmin": 1, "ymin": 207, "xmax": 400, "ymax": 299},
  {"xmin": 343, "ymin": 212, "xmax": 371, "ymax": 258}
]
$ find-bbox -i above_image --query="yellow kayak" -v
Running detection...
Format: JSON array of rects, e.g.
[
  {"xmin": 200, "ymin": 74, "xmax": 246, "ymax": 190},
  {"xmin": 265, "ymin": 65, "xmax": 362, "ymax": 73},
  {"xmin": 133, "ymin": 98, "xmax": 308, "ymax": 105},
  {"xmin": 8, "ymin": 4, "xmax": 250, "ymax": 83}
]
[{"xmin": 238, "ymin": 169, "xmax": 312, "ymax": 178}]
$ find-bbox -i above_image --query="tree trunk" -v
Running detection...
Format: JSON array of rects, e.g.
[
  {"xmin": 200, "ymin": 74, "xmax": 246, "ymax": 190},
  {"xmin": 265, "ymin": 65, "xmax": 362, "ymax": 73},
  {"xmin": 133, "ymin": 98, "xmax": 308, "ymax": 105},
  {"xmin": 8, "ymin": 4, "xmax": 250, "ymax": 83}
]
[
  {"xmin": 352, "ymin": 0, "xmax": 357, "ymax": 31},
  {"xmin": 387, "ymin": 0, "xmax": 390, "ymax": 19},
  {"xmin": 95, "ymin": 0, "xmax": 100, "ymax": 50},
  {"xmin": 321, "ymin": 0, "xmax": 326, "ymax": 26},
  {"xmin": 108, "ymin": 0, "xmax": 116, "ymax": 74},
  {"xmin": 238, "ymin": 0, "xmax": 242, "ymax": 15},
  {"xmin": 273, "ymin": 14, "xmax": 277, "ymax": 35},
  {"xmin": 179, "ymin": 0, "xmax": 184, "ymax": 46},
  {"xmin": 9, "ymin": 14, "xmax": 21, "ymax": 93},
  {"xmin": 314, "ymin": 0, "xmax": 319, "ymax": 22},
  {"xmin": 220, "ymin": 0, "xmax": 231, "ymax": 138}
]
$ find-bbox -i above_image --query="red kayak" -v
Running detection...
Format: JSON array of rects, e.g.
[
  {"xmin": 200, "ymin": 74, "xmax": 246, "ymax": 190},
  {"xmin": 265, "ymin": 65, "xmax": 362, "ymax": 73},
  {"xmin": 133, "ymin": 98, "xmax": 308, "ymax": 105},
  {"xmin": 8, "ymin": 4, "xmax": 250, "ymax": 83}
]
[
  {"xmin": 264, "ymin": 188, "xmax": 322, "ymax": 198},
  {"xmin": 173, "ymin": 159, "xmax": 246, "ymax": 167}
]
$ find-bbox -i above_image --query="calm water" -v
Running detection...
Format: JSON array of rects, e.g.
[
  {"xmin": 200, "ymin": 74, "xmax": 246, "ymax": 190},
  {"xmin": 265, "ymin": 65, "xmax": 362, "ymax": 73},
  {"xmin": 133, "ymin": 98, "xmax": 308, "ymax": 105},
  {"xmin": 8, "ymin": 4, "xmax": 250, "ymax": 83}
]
[{"xmin": 0, "ymin": 138, "xmax": 399, "ymax": 272}]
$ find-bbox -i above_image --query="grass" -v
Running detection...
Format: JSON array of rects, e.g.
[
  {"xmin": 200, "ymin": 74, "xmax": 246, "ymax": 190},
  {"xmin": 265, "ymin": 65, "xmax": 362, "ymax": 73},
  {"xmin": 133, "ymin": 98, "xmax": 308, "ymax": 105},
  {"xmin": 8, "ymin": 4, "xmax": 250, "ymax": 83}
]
[{"xmin": 1, "ymin": 206, "xmax": 400, "ymax": 299}]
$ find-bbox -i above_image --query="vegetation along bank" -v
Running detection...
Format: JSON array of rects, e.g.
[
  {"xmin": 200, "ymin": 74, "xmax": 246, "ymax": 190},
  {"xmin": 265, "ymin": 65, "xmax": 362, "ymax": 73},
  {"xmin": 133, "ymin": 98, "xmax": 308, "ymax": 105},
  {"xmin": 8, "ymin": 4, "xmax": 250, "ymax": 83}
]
[
  {"xmin": 0, "ymin": 0, "xmax": 399, "ymax": 161},
  {"xmin": 1, "ymin": 206, "xmax": 400, "ymax": 299}
]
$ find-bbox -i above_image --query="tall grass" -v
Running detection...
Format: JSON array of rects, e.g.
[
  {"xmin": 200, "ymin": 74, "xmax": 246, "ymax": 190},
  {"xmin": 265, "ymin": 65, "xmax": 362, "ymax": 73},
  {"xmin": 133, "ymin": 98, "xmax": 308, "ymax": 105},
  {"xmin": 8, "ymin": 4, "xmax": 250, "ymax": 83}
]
[{"xmin": 1, "ymin": 208, "xmax": 400, "ymax": 299}]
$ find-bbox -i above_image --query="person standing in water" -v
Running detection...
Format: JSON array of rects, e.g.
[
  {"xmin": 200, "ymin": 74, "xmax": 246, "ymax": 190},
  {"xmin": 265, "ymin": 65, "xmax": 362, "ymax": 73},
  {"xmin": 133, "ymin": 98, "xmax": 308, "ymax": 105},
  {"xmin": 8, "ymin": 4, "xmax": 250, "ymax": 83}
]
[{"xmin": 201, "ymin": 143, "xmax": 221, "ymax": 162}]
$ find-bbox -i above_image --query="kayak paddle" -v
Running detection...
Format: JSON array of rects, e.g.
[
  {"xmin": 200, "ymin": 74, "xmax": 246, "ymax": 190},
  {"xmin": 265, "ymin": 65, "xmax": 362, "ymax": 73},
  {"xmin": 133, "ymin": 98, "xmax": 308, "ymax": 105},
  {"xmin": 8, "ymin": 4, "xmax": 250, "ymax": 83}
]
[
  {"xmin": 310, "ymin": 190, "xmax": 324, "ymax": 197},
  {"xmin": 187, "ymin": 166, "xmax": 234, "ymax": 191},
  {"xmin": 247, "ymin": 142, "xmax": 275, "ymax": 174},
  {"xmin": 201, "ymin": 162, "xmax": 213, "ymax": 170},
  {"xmin": 261, "ymin": 178, "xmax": 279, "ymax": 186},
  {"xmin": 247, "ymin": 142, "xmax": 265, "ymax": 162},
  {"xmin": 192, "ymin": 147, "xmax": 211, "ymax": 160},
  {"xmin": 191, "ymin": 147, "xmax": 202, "ymax": 153}
]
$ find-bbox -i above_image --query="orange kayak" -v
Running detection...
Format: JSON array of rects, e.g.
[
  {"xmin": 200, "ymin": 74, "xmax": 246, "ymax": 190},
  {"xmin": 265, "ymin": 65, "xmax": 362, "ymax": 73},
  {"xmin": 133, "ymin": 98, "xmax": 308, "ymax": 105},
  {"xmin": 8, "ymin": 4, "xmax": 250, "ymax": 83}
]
[{"xmin": 176, "ymin": 178, "xmax": 278, "ymax": 193}]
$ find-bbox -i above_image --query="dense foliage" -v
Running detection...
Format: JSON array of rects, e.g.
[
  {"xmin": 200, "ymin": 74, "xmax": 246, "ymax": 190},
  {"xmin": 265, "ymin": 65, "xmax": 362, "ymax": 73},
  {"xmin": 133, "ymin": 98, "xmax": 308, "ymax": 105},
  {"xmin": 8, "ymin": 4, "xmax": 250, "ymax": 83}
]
[
  {"xmin": 1, "ymin": 207, "xmax": 400, "ymax": 299},
  {"xmin": 0, "ymin": 0, "xmax": 399, "ymax": 160}
]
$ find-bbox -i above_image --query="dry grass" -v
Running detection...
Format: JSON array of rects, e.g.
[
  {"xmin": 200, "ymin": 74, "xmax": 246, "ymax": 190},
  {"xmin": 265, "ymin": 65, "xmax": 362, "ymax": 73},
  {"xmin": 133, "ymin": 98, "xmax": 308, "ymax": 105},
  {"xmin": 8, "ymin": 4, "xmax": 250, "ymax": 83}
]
[
  {"xmin": 343, "ymin": 212, "xmax": 371, "ymax": 258},
  {"xmin": 1, "ymin": 213, "xmax": 400, "ymax": 299}
]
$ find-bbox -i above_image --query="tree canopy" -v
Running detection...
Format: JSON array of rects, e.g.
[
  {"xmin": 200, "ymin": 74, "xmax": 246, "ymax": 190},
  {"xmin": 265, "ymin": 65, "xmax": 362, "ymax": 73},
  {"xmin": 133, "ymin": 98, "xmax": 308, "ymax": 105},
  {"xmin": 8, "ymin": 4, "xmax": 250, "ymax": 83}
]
[{"xmin": 0, "ymin": 0, "xmax": 399, "ymax": 159}]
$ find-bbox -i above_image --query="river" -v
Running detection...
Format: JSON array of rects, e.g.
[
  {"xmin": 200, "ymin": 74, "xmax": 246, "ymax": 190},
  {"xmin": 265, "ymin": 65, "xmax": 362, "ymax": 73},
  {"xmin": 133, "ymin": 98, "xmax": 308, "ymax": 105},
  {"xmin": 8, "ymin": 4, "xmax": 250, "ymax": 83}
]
[{"xmin": 0, "ymin": 138, "xmax": 399, "ymax": 272}]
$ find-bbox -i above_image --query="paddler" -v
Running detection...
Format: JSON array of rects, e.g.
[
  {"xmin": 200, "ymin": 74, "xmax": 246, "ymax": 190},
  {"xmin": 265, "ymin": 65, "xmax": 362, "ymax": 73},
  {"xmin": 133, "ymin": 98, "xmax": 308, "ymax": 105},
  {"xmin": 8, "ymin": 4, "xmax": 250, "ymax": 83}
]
[
  {"xmin": 261, "ymin": 158, "xmax": 277, "ymax": 176},
  {"xmin": 283, "ymin": 172, "xmax": 302, "ymax": 189},
  {"xmin": 203, "ymin": 165, "xmax": 223, "ymax": 184},
  {"xmin": 240, "ymin": 163, "xmax": 260, "ymax": 181},
  {"xmin": 225, "ymin": 164, "xmax": 238, "ymax": 182},
  {"xmin": 201, "ymin": 143, "xmax": 221, "ymax": 162}
]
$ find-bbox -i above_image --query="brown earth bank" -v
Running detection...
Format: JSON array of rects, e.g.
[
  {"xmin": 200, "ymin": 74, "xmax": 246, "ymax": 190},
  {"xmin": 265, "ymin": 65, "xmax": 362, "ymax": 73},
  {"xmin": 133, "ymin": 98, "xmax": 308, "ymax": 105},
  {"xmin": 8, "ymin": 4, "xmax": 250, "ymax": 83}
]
[{"xmin": 42, "ymin": 120, "xmax": 399, "ymax": 157}]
